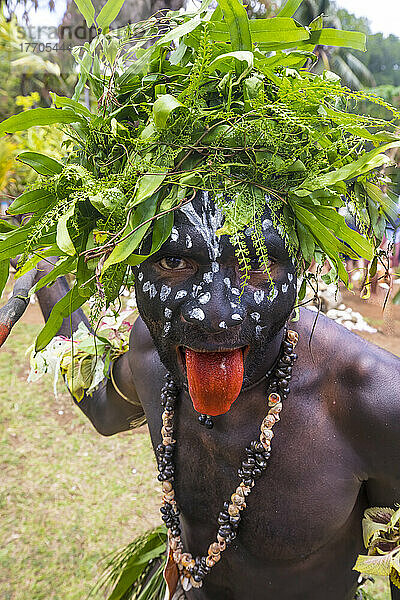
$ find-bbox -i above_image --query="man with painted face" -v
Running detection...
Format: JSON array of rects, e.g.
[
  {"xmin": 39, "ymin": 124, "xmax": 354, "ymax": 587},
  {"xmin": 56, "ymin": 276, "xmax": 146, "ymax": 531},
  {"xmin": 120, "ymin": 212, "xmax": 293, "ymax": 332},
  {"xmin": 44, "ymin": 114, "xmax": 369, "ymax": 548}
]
[{"xmin": 28, "ymin": 191, "xmax": 400, "ymax": 599}]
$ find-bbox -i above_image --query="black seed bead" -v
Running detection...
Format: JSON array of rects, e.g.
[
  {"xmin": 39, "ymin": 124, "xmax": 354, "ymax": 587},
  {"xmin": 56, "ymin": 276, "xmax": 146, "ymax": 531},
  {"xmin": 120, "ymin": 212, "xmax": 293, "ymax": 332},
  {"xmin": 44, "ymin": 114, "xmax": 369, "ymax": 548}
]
[
  {"xmin": 253, "ymin": 467, "xmax": 262, "ymax": 479},
  {"xmin": 218, "ymin": 514, "xmax": 229, "ymax": 525},
  {"xmin": 256, "ymin": 459, "xmax": 268, "ymax": 469},
  {"xmin": 205, "ymin": 418, "xmax": 214, "ymax": 429},
  {"xmin": 195, "ymin": 556, "xmax": 202, "ymax": 566},
  {"xmin": 160, "ymin": 506, "xmax": 169, "ymax": 515},
  {"xmin": 218, "ymin": 524, "xmax": 232, "ymax": 538},
  {"xmin": 193, "ymin": 574, "xmax": 202, "ymax": 583},
  {"xmin": 281, "ymin": 355, "xmax": 291, "ymax": 364},
  {"xmin": 197, "ymin": 568, "xmax": 206, "ymax": 578},
  {"xmin": 243, "ymin": 478, "xmax": 254, "ymax": 487},
  {"xmin": 243, "ymin": 458, "xmax": 255, "ymax": 467},
  {"xmin": 219, "ymin": 510, "xmax": 229, "ymax": 521},
  {"xmin": 223, "ymin": 501, "xmax": 230, "ymax": 511},
  {"xmin": 241, "ymin": 467, "xmax": 253, "ymax": 476},
  {"xmin": 198, "ymin": 414, "xmax": 207, "ymax": 424},
  {"xmin": 230, "ymin": 514, "xmax": 241, "ymax": 527},
  {"xmin": 279, "ymin": 379, "xmax": 289, "ymax": 388},
  {"xmin": 164, "ymin": 444, "xmax": 173, "ymax": 453}
]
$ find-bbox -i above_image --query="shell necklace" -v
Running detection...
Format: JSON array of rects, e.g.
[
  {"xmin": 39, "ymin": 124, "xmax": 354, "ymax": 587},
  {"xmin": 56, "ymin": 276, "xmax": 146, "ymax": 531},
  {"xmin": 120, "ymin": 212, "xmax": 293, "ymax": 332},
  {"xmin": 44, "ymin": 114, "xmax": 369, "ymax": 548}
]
[{"xmin": 155, "ymin": 329, "xmax": 299, "ymax": 593}]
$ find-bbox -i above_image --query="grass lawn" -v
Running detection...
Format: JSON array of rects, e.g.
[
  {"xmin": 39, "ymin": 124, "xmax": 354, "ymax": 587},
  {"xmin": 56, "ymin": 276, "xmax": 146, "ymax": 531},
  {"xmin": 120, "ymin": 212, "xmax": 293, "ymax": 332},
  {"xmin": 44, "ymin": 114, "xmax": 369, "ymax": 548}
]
[{"xmin": 0, "ymin": 318, "xmax": 392, "ymax": 599}]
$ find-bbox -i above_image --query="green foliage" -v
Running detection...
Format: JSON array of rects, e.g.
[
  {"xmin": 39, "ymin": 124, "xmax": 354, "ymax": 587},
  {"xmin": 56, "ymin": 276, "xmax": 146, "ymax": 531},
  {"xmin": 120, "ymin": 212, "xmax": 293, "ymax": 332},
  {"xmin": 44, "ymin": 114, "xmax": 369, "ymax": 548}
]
[
  {"xmin": 354, "ymin": 507, "xmax": 400, "ymax": 590},
  {"xmin": 0, "ymin": 0, "xmax": 399, "ymax": 347}
]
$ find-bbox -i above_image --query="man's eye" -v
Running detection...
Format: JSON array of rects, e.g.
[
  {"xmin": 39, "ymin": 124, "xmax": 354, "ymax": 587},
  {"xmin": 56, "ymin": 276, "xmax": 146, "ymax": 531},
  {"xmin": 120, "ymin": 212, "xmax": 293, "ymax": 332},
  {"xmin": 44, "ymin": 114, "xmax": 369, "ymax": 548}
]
[
  {"xmin": 159, "ymin": 257, "xmax": 189, "ymax": 270},
  {"xmin": 249, "ymin": 258, "xmax": 272, "ymax": 271}
]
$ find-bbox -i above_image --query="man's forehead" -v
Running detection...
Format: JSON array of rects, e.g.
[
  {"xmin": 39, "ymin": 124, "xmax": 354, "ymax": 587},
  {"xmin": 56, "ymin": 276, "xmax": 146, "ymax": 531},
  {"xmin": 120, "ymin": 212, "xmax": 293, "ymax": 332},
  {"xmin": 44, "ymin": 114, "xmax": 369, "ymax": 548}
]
[{"xmin": 162, "ymin": 193, "xmax": 285, "ymax": 255}]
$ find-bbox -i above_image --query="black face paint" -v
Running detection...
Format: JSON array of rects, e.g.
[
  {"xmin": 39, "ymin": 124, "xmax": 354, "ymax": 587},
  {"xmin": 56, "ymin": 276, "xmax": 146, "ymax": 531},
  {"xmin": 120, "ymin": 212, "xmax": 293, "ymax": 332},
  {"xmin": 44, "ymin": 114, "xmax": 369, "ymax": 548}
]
[{"xmin": 134, "ymin": 192, "xmax": 297, "ymax": 413}]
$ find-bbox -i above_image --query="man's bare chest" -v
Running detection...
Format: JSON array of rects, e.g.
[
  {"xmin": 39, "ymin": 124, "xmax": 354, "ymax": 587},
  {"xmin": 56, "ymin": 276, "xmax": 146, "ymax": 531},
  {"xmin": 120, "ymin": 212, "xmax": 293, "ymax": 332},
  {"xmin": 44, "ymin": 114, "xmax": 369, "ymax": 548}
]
[{"xmin": 171, "ymin": 394, "xmax": 363, "ymax": 563}]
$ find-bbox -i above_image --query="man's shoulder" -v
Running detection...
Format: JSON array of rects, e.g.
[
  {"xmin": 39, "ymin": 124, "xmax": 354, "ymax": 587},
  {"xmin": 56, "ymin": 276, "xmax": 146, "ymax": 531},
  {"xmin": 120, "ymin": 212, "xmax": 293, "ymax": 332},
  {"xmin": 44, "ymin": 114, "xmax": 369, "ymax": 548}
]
[{"xmin": 294, "ymin": 307, "xmax": 400, "ymax": 412}]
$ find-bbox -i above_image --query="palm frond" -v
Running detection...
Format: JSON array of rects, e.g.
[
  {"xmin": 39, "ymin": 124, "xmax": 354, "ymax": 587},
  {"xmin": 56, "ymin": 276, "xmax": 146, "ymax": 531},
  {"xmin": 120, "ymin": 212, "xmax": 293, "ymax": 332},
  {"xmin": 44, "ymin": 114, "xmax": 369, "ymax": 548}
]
[{"xmin": 90, "ymin": 526, "xmax": 168, "ymax": 600}]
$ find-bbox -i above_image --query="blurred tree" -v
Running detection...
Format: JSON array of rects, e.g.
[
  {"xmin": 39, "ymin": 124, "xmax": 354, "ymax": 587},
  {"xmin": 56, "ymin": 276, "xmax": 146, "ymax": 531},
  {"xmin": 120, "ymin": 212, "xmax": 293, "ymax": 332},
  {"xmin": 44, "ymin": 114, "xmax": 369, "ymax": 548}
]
[{"xmin": 293, "ymin": 0, "xmax": 376, "ymax": 89}]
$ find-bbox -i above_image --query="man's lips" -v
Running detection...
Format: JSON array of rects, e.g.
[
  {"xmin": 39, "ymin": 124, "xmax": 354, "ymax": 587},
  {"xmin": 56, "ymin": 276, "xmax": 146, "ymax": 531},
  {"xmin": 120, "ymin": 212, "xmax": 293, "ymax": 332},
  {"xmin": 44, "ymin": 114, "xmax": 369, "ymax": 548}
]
[{"xmin": 179, "ymin": 346, "xmax": 248, "ymax": 416}]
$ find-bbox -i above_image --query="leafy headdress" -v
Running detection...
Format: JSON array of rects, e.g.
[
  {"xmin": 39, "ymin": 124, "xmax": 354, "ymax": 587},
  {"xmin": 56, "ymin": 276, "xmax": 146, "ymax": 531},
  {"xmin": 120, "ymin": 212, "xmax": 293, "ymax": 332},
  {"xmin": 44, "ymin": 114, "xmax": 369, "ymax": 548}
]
[{"xmin": 0, "ymin": 0, "xmax": 399, "ymax": 350}]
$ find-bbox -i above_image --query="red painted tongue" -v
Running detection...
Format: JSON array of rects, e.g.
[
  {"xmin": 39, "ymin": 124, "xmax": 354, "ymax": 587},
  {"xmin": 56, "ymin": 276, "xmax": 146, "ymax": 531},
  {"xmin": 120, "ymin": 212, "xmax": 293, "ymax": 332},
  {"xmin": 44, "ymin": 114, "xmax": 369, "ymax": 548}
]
[{"xmin": 185, "ymin": 348, "xmax": 244, "ymax": 416}]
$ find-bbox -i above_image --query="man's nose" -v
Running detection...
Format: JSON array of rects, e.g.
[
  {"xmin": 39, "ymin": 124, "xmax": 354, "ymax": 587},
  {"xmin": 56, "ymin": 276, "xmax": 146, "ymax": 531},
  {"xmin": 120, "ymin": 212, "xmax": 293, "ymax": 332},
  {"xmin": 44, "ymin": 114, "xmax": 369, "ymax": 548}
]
[{"xmin": 181, "ymin": 273, "xmax": 246, "ymax": 332}]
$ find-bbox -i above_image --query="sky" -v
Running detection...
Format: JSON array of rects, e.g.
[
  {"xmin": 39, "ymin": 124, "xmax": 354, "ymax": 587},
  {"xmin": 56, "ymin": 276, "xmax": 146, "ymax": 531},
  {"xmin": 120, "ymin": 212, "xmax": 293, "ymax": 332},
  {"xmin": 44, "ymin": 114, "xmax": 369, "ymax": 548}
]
[
  {"xmin": 17, "ymin": 0, "xmax": 400, "ymax": 39},
  {"xmin": 336, "ymin": 0, "xmax": 400, "ymax": 37}
]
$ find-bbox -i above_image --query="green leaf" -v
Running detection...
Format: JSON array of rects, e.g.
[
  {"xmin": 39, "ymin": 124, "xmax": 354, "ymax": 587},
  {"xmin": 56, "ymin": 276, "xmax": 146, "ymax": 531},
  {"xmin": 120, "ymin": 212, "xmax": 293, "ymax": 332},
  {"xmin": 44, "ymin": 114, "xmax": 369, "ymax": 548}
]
[
  {"xmin": 73, "ymin": 0, "xmax": 95, "ymax": 27},
  {"xmin": 297, "ymin": 221, "xmax": 315, "ymax": 264},
  {"xmin": 50, "ymin": 92, "xmax": 92, "ymax": 118},
  {"xmin": 353, "ymin": 552, "xmax": 393, "ymax": 577},
  {"xmin": 0, "ymin": 225, "xmax": 31, "ymax": 260},
  {"xmin": 312, "ymin": 206, "xmax": 374, "ymax": 260},
  {"xmin": 208, "ymin": 51, "xmax": 253, "ymax": 74},
  {"xmin": 249, "ymin": 18, "xmax": 309, "ymax": 44},
  {"xmin": 17, "ymin": 151, "xmax": 63, "ymax": 176},
  {"xmin": 218, "ymin": 0, "xmax": 252, "ymax": 52},
  {"xmin": 72, "ymin": 49, "xmax": 93, "ymax": 101},
  {"xmin": 129, "ymin": 172, "xmax": 167, "ymax": 209},
  {"xmin": 0, "ymin": 259, "xmax": 9, "ymax": 299},
  {"xmin": 127, "ymin": 211, "xmax": 174, "ymax": 266},
  {"xmin": 300, "ymin": 141, "xmax": 400, "ymax": 191},
  {"xmin": 7, "ymin": 190, "xmax": 55, "ymax": 216},
  {"xmin": 0, "ymin": 108, "xmax": 82, "ymax": 136},
  {"xmin": 56, "ymin": 206, "xmax": 76, "ymax": 256},
  {"xmin": 152, "ymin": 94, "xmax": 188, "ymax": 130},
  {"xmin": 35, "ymin": 286, "xmax": 87, "ymax": 351},
  {"xmin": 364, "ymin": 181, "xmax": 400, "ymax": 226},
  {"xmin": 97, "ymin": 0, "xmax": 125, "ymax": 31},
  {"xmin": 30, "ymin": 257, "xmax": 77, "ymax": 296},
  {"xmin": 103, "ymin": 194, "xmax": 158, "ymax": 271},
  {"xmin": 276, "ymin": 0, "xmax": 304, "ymax": 18},
  {"xmin": 308, "ymin": 28, "xmax": 366, "ymax": 52}
]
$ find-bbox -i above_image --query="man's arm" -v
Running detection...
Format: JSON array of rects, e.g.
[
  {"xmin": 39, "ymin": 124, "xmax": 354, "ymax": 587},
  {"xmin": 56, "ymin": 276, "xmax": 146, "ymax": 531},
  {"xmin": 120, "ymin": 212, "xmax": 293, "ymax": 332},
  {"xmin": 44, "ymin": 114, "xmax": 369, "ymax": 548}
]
[
  {"xmin": 348, "ymin": 343, "xmax": 400, "ymax": 600},
  {"xmin": 32, "ymin": 259, "xmax": 145, "ymax": 436}
]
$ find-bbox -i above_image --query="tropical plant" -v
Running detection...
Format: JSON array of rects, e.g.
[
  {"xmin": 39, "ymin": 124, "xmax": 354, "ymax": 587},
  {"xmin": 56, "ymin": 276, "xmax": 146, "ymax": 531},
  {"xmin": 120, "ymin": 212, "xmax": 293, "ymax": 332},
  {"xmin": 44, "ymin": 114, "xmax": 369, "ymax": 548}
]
[
  {"xmin": 294, "ymin": 0, "xmax": 376, "ymax": 89},
  {"xmin": 0, "ymin": 0, "xmax": 399, "ymax": 351}
]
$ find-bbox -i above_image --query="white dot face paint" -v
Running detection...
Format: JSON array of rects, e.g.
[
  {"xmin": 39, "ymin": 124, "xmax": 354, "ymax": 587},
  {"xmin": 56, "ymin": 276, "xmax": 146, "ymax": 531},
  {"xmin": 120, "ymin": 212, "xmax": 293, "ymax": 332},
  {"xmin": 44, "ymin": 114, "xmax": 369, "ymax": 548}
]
[
  {"xmin": 231, "ymin": 288, "xmax": 240, "ymax": 296},
  {"xmin": 198, "ymin": 292, "xmax": 211, "ymax": 305},
  {"xmin": 192, "ymin": 284, "xmax": 203, "ymax": 298},
  {"xmin": 160, "ymin": 285, "xmax": 171, "ymax": 301},
  {"xmin": 137, "ymin": 272, "xmax": 144, "ymax": 282},
  {"xmin": 255, "ymin": 325, "xmax": 262, "ymax": 337},
  {"xmin": 231, "ymin": 313, "xmax": 243, "ymax": 321},
  {"xmin": 164, "ymin": 308, "xmax": 172, "ymax": 319},
  {"xmin": 262, "ymin": 219, "xmax": 273, "ymax": 231},
  {"xmin": 269, "ymin": 288, "xmax": 279, "ymax": 301},
  {"xmin": 245, "ymin": 227, "xmax": 253, "ymax": 237},
  {"xmin": 149, "ymin": 284, "xmax": 157, "ymax": 299},
  {"xmin": 230, "ymin": 302, "xmax": 238, "ymax": 309},
  {"xmin": 171, "ymin": 227, "xmax": 179, "ymax": 242},
  {"xmin": 188, "ymin": 307, "xmax": 205, "ymax": 321},
  {"xmin": 282, "ymin": 283, "xmax": 288, "ymax": 293},
  {"xmin": 223, "ymin": 277, "xmax": 231, "ymax": 288},
  {"xmin": 163, "ymin": 322, "xmax": 171, "ymax": 336},
  {"xmin": 288, "ymin": 273, "xmax": 293, "ymax": 282},
  {"xmin": 254, "ymin": 290, "xmax": 264, "ymax": 304},
  {"xmin": 175, "ymin": 290, "xmax": 187, "ymax": 299},
  {"xmin": 219, "ymin": 321, "xmax": 227, "ymax": 329},
  {"xmin": 185, "ymin": 234, "xmax": 192, "ymax": 248},
  {"xmin": 143, "ymin": 281, "xmax": 150, "ymax": 293},
  {"xmin": 251, "ymin": 312, "xmax": 260, "ymax": 322},
  {"xmin": 203, "ymin": 272, "xmax": 213, "ymax": 283},
  {"xmin": 211, "ymin": 261, "xmax": 219, "ymax": 273}
]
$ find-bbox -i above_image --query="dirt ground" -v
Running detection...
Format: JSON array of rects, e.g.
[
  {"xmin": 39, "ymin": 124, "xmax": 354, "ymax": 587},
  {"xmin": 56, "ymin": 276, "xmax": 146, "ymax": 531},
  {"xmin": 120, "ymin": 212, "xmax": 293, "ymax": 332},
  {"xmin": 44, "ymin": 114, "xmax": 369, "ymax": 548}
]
[{"xmin": 341, "ymin": 287, "xmax": 400, "ymax": 357}]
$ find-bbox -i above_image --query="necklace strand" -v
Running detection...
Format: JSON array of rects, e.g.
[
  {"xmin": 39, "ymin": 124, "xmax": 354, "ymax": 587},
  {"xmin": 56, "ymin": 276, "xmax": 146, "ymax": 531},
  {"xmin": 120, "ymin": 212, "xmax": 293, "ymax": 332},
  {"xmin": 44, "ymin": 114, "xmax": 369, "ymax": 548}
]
[{"xmin": 156, "ymin": 329, "xmax": 299, "ymax": 592}]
